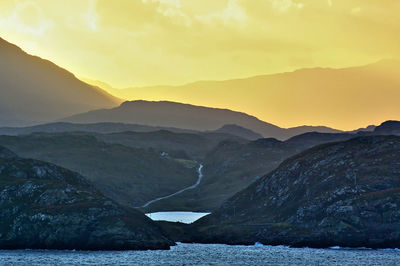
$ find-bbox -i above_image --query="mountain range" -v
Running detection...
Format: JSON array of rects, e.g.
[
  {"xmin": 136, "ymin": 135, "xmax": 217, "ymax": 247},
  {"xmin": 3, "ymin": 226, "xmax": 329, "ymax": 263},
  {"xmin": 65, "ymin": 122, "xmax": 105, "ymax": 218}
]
[
  {"xmin": 1, "ymin": 36, "xmax": 393, "ymax": 140},
  {"xmin": 0, "ymin": 37, "xmax": 121, "ymax": 126},
  {"xmin": 85, "ymin": 59, "xmax": 400, "ymax": 131}
]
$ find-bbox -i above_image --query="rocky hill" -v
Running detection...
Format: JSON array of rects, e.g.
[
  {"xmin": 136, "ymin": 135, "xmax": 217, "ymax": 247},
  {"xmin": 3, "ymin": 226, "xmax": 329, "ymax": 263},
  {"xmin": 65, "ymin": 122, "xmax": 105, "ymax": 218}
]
[
  {"xmin": 191, "ymin": 136, "xmax": 400, "ymax": 248},
  {"xmin": 0, "ymin": 146, "xmax": 172, "ymax": 250}
]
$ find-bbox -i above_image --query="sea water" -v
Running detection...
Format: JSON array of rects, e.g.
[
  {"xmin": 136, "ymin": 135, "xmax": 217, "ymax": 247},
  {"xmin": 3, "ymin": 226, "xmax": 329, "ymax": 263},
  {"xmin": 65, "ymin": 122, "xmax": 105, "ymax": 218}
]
[{"xmin": 0, "ymin": 243, "xmax": 399, "ymax": 266}]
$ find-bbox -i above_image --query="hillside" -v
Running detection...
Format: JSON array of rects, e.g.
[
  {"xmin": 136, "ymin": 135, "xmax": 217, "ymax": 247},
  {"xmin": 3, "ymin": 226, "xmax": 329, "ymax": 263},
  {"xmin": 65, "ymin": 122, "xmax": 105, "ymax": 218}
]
[
  {"xmin": 0, "ymin": 146, "xmax": 172, "ymax": 250},
  {"xmin": 191, "ymin": 136, "xmax": 400, "ymax": 248},
  {"xmin": 62, "ymin": 100, "xmax": 340, "ymax": 140},
  {"xmin": 143, "ymin": 138, "xmax": 302, "ymax": 212},
  {"xmin": 95, "ymin": 130, "xmax": 246, "ymax": 160},
  {"xmin": 211, "ymin": 124, "xmax": 263, "ymax": 140},
  {"xmin": 0, "ymin": 37, "xmax": 121, "ymax": 126},
  {"xmin": 0, "ymin": 133, "xmax": 198, "ymax": 207}
]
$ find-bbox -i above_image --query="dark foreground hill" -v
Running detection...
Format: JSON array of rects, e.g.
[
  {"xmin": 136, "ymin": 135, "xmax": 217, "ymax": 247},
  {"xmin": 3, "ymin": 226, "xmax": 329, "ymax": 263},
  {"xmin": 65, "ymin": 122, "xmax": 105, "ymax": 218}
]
[
  {"xmin": 190, "ymin": 136, "xmax": 400, "ymax": 248},
  {"xmin": 0, "ymin": 146, "xmax": 172, "ymax": 250}
]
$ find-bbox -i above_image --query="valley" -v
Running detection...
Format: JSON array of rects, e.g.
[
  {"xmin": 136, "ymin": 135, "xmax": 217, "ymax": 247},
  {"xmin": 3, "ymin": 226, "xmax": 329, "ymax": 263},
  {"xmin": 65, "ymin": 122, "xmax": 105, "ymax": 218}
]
[{"xmin": 0, "ymin": 35, "xmax": 400, "ymax": 254}]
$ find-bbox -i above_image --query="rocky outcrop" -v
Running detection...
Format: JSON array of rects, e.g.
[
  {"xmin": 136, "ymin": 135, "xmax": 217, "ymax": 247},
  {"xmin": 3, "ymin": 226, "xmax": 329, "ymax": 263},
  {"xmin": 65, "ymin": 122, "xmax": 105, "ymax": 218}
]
[
  {"xmin": 192, "ymin": 136, "xmax": 400, "ymax": 248},
  {"xmin": 0, "ymin": 146, "xmax": 173, "ymax": 250}
]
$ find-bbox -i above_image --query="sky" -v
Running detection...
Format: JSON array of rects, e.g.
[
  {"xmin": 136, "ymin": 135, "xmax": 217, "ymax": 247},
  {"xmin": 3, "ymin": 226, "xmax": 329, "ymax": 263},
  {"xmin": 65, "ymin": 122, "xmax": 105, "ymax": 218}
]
[
  {"xmin": 0, "ymin": 0, "xmax": 399, "ymax": 88},
  {"xmin": 0, "ymin": 0, "xmax": 400, "ymax": 130}
]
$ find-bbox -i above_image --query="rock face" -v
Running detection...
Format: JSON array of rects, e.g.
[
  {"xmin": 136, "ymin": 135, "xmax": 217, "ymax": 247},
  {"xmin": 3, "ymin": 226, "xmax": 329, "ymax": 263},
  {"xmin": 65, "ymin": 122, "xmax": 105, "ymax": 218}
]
[
  {"xmin": 0, "ymin": 146, "xmax": 172, "ymax": 250},
  {"xmin": 193, "ymin": 136, "xmax": 400, "ymax": 248}
]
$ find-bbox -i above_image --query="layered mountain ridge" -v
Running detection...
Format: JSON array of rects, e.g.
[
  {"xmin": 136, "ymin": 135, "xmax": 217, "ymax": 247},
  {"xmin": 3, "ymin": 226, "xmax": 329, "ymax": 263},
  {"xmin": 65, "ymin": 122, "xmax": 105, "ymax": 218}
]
[{"xmin": 62, "ymin": 100, "xmax": 341, "ymax": 140}]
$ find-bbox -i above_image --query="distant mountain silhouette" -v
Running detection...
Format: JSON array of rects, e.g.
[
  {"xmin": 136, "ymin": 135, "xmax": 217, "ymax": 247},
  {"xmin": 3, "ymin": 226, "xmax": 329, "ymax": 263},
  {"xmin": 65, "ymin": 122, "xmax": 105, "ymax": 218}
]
[
  {"xmin": 88, "ymin": 60, "xmax": 400, "ymax": 130},
  {"xmin": 0, "ymin": 37, "xmax": 122, "ymax": 126},
  {"xmin": 62, "ymin": 100, "xmax": 341, "ymax": 140}
]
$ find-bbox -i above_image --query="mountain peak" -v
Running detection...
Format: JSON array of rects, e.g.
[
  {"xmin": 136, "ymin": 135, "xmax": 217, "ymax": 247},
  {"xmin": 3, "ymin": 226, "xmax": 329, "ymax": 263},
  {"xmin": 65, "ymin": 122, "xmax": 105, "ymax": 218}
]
[{"xmin": 0, "ymin": 37, "xmax": 121, "ymax": 127}]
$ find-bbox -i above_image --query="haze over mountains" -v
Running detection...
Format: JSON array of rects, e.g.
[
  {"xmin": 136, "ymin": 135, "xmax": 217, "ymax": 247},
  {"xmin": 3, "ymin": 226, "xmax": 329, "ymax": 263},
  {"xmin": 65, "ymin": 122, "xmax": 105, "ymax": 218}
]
[
  {"xmin": 0, "ymin": 37, "xmax": 121, "ymax": 126},
  {"xmin": 62, "ymin": 100, "xmax": 341, "ymax": 140},
  {"xmin": 1, "ymin": 36, "xmax": 396, "ymax": 139},
  {"xmin": 86, "ymin": 59, "xmax": 400, "ymax": 131}
]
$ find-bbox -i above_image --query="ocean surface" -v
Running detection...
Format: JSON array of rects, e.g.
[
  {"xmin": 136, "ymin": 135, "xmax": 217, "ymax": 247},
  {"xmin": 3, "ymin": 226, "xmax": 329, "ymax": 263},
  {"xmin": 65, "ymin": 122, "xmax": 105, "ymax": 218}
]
[
  {"xmin": 0, "ymin": 243, "xmax": 399, "ymax": 266},
  {"xmin": 145, "ymin": 211, "xmax": 210, "ymax": 223}
]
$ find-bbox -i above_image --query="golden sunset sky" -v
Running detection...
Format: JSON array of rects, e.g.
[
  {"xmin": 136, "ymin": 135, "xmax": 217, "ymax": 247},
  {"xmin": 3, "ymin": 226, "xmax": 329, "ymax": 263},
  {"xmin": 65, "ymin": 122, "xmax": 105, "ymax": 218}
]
[
  {"xmin": 1, "ymin": 0, "xmax": 399, "ymax": 130},
  {"xmin": 1, "ymin": 0, "xmax": 399, "ymax": 87}
]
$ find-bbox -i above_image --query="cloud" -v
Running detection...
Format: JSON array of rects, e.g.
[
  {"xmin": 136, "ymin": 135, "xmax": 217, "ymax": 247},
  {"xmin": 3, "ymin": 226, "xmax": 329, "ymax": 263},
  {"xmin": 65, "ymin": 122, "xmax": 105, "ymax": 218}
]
[
  {"xmin": 0, "ymin": 0, "xmax": 52, "ymax": 36},
  {"xmin": 195, "ymin": 0, "xmax": 247, "ymax": 26},
  {"xmin": 1, "ymin": 0, "xmax": 399, "ymax": 89},
  {"xmin": 143, "ymin": 0, "xmax": 192, "ymax": 26},
  {"xmin": 271, "ymin": 0, "xmax": 303, "ymax": 12},
  {"xmin": 83, "ymin": 0, "xmax": 99, "ymax": 31}
]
